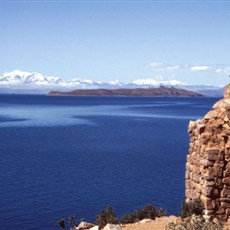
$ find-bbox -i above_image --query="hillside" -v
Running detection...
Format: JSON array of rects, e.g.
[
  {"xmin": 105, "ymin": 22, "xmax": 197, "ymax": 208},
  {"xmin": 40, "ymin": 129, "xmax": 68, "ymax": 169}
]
[{"xmin": 48, "ymin": 87, "xmax": 203, "ymax": 97}]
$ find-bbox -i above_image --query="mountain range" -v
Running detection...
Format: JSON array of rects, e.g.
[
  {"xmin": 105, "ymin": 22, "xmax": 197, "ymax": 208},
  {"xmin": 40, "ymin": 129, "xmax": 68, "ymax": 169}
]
[
  {"xmin": 0, "ymin": 70, "xmax": 223, "ymax": 96},
  {"xmin": 48, "ymin": 88, "xmax": 203, "ymax": 97}
]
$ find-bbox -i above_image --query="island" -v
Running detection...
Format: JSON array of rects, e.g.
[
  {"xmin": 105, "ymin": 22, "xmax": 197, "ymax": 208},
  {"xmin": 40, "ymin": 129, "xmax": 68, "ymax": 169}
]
[{"xmin": 48, "ymin": 87, "xmax": 203, "ymax": 97}]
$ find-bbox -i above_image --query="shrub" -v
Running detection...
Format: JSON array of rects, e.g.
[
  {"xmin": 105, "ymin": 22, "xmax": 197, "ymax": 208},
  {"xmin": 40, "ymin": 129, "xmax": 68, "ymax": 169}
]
[
  {"xmin": 95, "ymin": 205, "xmax": 118, "ymax": 229},
  {"xmin": 57, "ymin": 218, "xmax": 66, "ymax": 230},
  {"xmin": 119, "ymin": 204, "xmax": 165, "ymax": 224},
  {"xmin": 180, "ymin": 199, "xmax": 204, "ymax": 218},
  {"xmin": 131, "ymin": 205, "xmax": 157, "ymax": 220},
  {"xmin": 119, "ymin": 214, "xmax": 136, "ymax": 224},
  {"xmin": 57, "ymin": 216, "xmax": 77, "ymax": 230},
  {"xmin": 68, "ymin": 216, "xmax": 77, "ymax": 229},
  {"xmin": 95, "ymin": 204, "xmax": 165, "ymax": 227}
]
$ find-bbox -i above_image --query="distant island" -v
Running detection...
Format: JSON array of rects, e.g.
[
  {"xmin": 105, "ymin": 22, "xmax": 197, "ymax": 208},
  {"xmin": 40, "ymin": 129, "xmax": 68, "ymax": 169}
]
[{"xmin": 48, "ymin": 87, "xmax": 203, "ymax": 97}]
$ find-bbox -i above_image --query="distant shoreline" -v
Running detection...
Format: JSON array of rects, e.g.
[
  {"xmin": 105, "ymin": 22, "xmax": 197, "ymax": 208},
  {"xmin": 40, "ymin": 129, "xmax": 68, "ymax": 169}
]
[{"xmin": 48, "ymin": 87, "xmax": 203, "ymax": 97}]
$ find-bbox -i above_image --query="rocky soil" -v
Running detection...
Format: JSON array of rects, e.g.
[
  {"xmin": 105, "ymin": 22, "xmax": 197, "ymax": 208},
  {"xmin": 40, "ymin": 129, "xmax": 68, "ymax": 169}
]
[
  {"xmin": 74, "ymin": 217, "xmax": 230, "ymax": 230},
  {"xmin": 121, "ymin": 216, "xmax": 178, "ymax": 230}
]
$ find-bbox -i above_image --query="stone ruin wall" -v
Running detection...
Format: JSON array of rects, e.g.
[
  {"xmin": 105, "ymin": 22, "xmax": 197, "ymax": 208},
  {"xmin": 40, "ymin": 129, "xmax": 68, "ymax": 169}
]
[{"xmin": 185, "ymin": 84, "xmax": 230, "ymax": 221}]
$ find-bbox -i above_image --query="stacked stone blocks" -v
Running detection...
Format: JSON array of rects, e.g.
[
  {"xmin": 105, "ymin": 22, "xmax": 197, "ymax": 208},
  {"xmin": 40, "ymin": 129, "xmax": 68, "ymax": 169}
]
[{"xmin": 185, "ymin": 84, "xmax": 230, "ymax": 221}]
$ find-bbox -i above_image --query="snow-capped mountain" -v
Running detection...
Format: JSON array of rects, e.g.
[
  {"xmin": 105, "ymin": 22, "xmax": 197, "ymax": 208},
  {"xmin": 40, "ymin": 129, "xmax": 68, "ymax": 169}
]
[
  {"xmin": 132, "ymin": 78, "xmax": 187, "ymax": 87},
  {"xmin": 0, "ymin": 70, "xmax": 124, "ymax": 89},
  {"xmin": 0, "ymin": 70, "xmax": 223, "ymax": 96},
  {"xmin": 0, "ymin": 70, "xmax": 187, "ymax": 88},
  {"xmin": 0, "ymin": 70, "xmax": 63, "ymax": 86}
]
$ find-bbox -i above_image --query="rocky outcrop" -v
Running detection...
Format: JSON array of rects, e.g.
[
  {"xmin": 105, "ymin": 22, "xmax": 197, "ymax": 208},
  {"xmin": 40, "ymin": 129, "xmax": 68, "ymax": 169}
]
[
  {"xmin": 77, "ymin": 221, "xmax": 95, "ymax": 229},
  {"xmin": 185, "ymin": 84, "xmax": 230, "ymax": 221},
  {"xmin": 103, "ymin": 224, "xmax": 121, "ymax": 230}
]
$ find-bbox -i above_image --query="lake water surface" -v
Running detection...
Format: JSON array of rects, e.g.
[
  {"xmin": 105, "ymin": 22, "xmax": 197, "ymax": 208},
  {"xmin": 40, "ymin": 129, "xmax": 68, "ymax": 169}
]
[{"xmin": 0, "ymin": 95, "xmax": 219, "ymax": 230}]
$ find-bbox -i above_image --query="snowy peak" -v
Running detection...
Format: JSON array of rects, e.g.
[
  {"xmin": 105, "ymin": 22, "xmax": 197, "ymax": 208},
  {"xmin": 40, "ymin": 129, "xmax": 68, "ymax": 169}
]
[
  {"xmin": 0, "ymin": 70, "xmax": 125, "ymax": 88},
  {"xmin": 108, "ymin": 80, "xmax": 124, "ymax": 86},
  {"xmin": 132, "ymin": 78, "xmax": 187, "ymax": 87},
  {"xmin": 0, "ymin": 70, "xmax": 63, "ymax": 86},
  {"xmin": 67, "ymin": 78, "xmax": 99, "ymax": 85},
  {"xmin": 4, "ymin": 70, "xmax": 32, "ymax": 78},
  {"xmin": 0, "ymin": 70, "xmax": 223, "ymax": 96},
  {"xmin": 0, "ymin": 70, "xmax": 187, "ymax": 88}
]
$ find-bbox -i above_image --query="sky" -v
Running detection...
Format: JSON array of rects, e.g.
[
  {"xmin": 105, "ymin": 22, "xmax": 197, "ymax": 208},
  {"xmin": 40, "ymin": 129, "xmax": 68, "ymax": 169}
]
[{"xmin": 0, "ymin": 0, "xmax": 230, "ymax": 86}]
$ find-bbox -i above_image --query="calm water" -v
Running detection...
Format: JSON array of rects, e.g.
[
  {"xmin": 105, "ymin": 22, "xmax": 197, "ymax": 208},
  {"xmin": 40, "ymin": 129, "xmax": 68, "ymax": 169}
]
[{"xmin": 0, "ymin": 95, "xmax": 219, "ymax": 230}]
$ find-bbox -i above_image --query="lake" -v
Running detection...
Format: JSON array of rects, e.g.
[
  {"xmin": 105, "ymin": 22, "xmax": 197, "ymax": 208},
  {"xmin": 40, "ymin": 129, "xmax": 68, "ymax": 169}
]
[{"xmin": 0, "ymin": 95, "xmax": 219, "ymax": 230}]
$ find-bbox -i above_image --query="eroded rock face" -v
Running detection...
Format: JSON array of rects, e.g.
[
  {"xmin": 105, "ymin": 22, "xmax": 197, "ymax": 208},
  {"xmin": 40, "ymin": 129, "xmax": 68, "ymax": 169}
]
[{"xmin": 185, "ymin": 84, "xmax": 230, "ymax": 221}]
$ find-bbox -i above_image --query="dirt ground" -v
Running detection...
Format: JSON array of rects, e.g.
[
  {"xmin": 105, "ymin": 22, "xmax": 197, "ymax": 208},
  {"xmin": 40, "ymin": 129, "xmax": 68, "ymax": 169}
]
[
  {"xmin": 121, "ymin": 216, "xmax": 176, "ymax": 230},
  {"xmin": 121, "ymin": 216, "xmax": 230, "ymax": 230}
]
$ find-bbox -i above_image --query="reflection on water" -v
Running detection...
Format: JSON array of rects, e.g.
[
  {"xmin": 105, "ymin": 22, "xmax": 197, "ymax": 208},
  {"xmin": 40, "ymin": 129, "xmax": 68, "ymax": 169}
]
[
  {"xmin": 0, "ymin": 102, "xmax": 204, "ymax": 127},
  {"xmin": 0, "ymin": 106, "xmax": 93, "ymax": 127}
]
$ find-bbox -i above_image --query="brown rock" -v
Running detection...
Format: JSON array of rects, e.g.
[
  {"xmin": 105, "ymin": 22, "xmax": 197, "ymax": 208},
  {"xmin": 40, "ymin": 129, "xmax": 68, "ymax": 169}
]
[
  {"xmin": 205, "ymin": 148, "xmax": 220, "ymax": 161},
  {"xmin": 223, "ymin": 169, "xmax": 230, "ymax": 177},
  {"xmin": 200, "ymin": 159, "xmax": 213, "ymax": 167},
  {"xmin": 226, "ymin": 208, "xmax": 230, "ymax": 215},
  {"xmin": 197, "ymin": 124, "xmax": 205, "ymax": 134},
  {"xmin": 204, "ymin": 180, "xmax": 216, "ymax": 187},
  {"xmin": 200, "ymin": 134, "xmax": 211, "ymax": 145},
  {"xmin": 221, "ymin": 201, "xmax": 230, "ymax": 209},
  {"xmin": 201, "ymin": 187, "xmax": 213, "ymax": 197},
  {"xmin": 191, "ymin": 181, "xmax": 202, "ymax": 191},
  {"xmin": 224, "ymin": 84, "xmax": 230, "ymax": 98},
  {"xmin": 203, "ymin": 199, "xmax": 216, "ymax": 210},
  {"xmin": 223, "ymin": 177, "xmax": 230, "ymax": 185},
  {"xmin": 223, "ymin": 123, "xmax": 230, "ymax": 129},
  {"xmin": 203, "ymin": 166, "xmax": 222, "ymax": 180},
  {"xmin": 202, "ymin": 187, "xmax": 220, "ymax": 198},
  {"xmin": 221, "ymin": 186, "xmax": 230, "ymax": 198},
  {"xmin": 215, "ymin": 208, "xmax": 225, "ymax": 215},
  {"xmin": 204, "ymin": 111, "xmax": 218, "ymax": 119},
  {"xmin": 188, "ymin": 121, "xmax": 196, "ymax": 133},
  {"xmin": 213, "ymin": 99, "xmax": 230, "ymax": 109},
  {"xmin": 225, "ymin": 154, "xmax": 230, "ymax": 161},
  {"xmin": 185, "ymin": 170, "xmax": 190, "ymax": 180}
]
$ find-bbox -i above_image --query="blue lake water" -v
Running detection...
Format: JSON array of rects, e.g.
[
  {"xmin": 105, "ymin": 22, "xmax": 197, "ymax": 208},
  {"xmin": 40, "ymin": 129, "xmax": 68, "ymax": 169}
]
[{"xmin": 0, "ymin": 95, "xmax": 219, "ymax": 230}]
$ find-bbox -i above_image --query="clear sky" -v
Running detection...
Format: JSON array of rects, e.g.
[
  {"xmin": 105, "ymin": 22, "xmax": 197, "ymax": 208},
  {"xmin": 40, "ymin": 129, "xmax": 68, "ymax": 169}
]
[{"xmin": 0, "ymin": 0, "xmax": 230, "ymax": 86}]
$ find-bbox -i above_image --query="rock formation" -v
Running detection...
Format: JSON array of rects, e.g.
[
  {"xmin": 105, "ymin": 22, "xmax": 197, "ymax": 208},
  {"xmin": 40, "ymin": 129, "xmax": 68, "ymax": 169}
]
[{"xmin": 185, "ymin": 84, "xmax": 230, "ymax": 221}]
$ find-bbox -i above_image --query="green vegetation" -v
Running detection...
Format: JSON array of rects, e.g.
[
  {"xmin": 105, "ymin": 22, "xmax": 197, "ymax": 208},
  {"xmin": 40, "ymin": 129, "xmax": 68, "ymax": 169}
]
[
  {"xmin": 95, "ymin": 204, "xmax": 165, "ymax": 229},
  {"xmin": 179, "ymin": 199, "xmax": 204, "ymax": 218},
  {"xmin": 120, "ymin": 205, "xmax": 165, "ymax": 224},
  {"xmin": 58, "ymin": 204, "xmax": 165, "ymax": 229},
  {"xmin": 57, "ymin": 218, "xmax": 66, "ymax": 230},
  {"xmin": 68, "ymin": 216, "xmax": 77, "ymax": 229},
  {"xmin": 57, "ymin": 216, "xmax": 78, "ymax": 230},
  {"xmin": 95, "ymin": 205, "xmax": 119, "ymax": 229},
  {"xmin": 58, "ymin": 200, "xmax": 225, "ymax": 230}
]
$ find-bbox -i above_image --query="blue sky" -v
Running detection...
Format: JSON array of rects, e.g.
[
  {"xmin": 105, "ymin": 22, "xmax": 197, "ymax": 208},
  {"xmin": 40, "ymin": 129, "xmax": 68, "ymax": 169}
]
[{"xmin": 0, "ymin": 0, "xmax": 230, "ymax": 86}]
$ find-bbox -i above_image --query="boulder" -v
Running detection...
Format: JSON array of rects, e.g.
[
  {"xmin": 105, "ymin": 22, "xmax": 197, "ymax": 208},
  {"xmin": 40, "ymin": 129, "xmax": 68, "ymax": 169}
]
[
  {"xmin": 89, "ymin": 226, "xmax": 99, "ymax": 230},
  {"xmin": 78, "ymin": 221, "xmax": 95, "ymax": 230},
  {"xmin": 102, "ymin": 224, "xmax": 121, "ymax": 230},
  {"xmin": 139, "ymin": 218, "xmax": 152, "ymax": 223}
]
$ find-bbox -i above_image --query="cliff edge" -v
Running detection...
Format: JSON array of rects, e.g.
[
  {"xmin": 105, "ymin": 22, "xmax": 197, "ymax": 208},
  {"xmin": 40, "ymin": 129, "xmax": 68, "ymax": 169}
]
[{"xmin": 186, "ymin": 84, "xmax": 230, "ymax": 221}]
